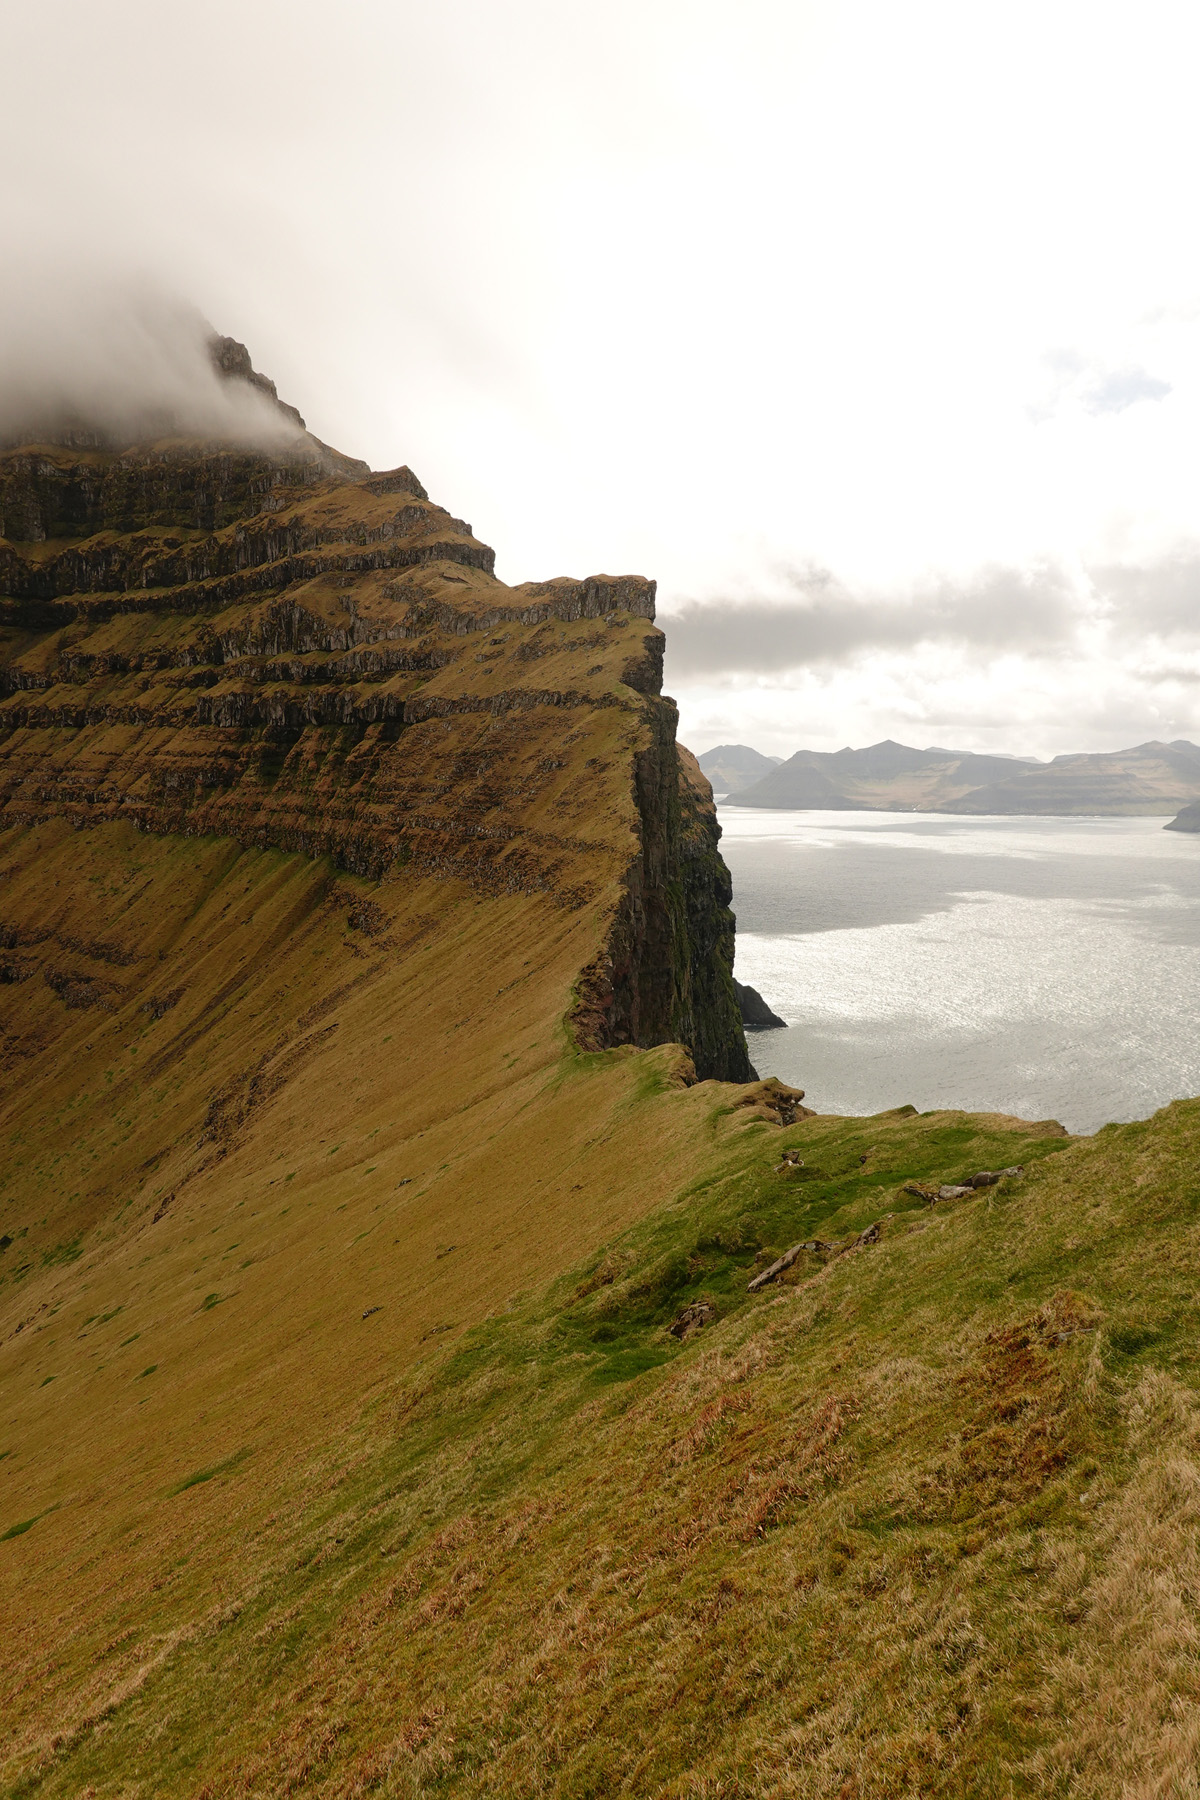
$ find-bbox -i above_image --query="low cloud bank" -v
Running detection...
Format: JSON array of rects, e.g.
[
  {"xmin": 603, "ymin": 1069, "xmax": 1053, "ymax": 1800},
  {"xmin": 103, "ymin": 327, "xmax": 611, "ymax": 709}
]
[
  {"xmin": 664, "ymin": 546, "xmax": 1200, "ymax": 684},
  {"xmin": 662, "ymin": 563, "xmax": 1079, "ymax": 678},
  {"xmin": 0, "ymin": 264, "xmax": 305, "ymax": 451}
]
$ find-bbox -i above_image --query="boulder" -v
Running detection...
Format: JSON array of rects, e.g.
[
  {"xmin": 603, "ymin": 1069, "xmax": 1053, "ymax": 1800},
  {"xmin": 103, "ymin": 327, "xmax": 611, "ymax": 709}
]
[{"xmin": 668, "ymin": 1300, "xmax": 718, "ymax": 1339}]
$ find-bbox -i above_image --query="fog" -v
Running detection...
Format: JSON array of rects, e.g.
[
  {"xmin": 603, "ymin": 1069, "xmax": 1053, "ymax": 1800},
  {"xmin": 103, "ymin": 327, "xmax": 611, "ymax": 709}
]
[
  {"xmin": 0, "ymin": 266, "xmax": 305, "ymax": 449},
  {"xmin": 5, "ymin": 0, "xmax": 1200, "ymax": 756}
]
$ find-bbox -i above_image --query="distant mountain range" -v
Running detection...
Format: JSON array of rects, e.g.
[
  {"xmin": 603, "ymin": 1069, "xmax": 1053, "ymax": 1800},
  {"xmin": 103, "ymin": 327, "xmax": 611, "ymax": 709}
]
[
  {"xmin": 697, "ymin": 737, "xmax": 1200, "ymax": 820},
  {"xmin": 696, "ymin": 744, "xmax": 782, "ymax": 792}
]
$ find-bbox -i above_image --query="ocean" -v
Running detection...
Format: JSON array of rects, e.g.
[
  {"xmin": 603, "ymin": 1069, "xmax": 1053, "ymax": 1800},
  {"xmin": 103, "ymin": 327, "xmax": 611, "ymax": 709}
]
[{"xmin": 718, "ymin": 808, "xmax": 1200, "ymax": 1135}]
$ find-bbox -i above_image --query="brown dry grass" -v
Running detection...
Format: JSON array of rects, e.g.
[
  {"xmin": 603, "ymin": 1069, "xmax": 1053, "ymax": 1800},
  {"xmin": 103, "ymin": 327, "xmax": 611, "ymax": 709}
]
[{"xmin": 5, "ymin": 818, "xmax": 1200, "ymax": 1795}]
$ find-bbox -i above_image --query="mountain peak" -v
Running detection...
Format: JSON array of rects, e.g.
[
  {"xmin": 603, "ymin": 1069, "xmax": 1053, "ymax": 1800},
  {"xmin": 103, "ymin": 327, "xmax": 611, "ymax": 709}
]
[{"xmin": 207, "ymin": 333, "xmax": 308, "ymax": 434}]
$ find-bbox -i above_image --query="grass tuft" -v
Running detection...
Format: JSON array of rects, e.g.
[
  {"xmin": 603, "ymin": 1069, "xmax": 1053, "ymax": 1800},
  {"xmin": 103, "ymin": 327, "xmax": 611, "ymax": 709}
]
[{"xmin": 167, "ymin": 1448, "xmax": 251, "ymax": 1497}]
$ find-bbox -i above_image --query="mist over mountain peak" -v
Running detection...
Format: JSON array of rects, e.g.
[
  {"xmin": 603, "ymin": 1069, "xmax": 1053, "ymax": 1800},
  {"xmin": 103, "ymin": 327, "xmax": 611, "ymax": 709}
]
[{"xmin": 0, "ymin": 272, "xmax": 312, "ymax": 455}]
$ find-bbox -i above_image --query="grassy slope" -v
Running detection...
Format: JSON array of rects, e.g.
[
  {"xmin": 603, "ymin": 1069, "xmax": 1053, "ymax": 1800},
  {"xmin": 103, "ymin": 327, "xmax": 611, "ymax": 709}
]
[
  {"xmin": 7, "ymin": 936, "xmax": 1200, "ymax": 1798},
  {"xmin": 0, "ymin": 810, "xmax": 729, "ymax": 1781},
  {"xmin": 6, "ymin": 415, "xmax": 1200, "ymax": 1797}
]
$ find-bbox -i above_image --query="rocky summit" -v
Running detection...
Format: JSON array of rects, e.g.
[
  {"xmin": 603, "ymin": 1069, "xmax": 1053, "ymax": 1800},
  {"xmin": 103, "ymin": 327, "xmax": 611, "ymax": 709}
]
[{"xmin": 5, "ymin": 340, "xmax": 1200, "ymax": 1800}]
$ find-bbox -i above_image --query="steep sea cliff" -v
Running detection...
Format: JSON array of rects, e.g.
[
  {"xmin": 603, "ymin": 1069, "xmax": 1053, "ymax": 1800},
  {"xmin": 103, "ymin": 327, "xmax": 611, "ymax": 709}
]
[
  {"xmin": 7, "ymin": 341, "xmax": 1199, "ymax": 1799},
  {"xmin": 0, "ymin": 340, "xmax": 748, "ymax": 1081}
]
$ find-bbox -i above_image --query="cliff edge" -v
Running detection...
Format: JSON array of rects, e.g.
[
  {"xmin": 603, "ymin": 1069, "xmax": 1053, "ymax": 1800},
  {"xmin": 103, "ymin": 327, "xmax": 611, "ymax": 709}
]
[{"xmin": 0, "ymin": 338, "xmax": 749, "ymax": 1081}]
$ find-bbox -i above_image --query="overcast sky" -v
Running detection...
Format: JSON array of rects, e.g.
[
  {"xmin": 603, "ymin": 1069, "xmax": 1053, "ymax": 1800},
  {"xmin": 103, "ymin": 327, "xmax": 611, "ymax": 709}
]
[{"xmin": 5, "ymin": 0, "xmax": 1200, "ymax": 758}]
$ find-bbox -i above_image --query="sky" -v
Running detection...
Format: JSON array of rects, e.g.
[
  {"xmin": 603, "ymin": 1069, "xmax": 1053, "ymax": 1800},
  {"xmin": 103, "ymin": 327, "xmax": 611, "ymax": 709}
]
[{"xmin": 4, "ymin": 0, "xmax": 1200, "ymax": 758}]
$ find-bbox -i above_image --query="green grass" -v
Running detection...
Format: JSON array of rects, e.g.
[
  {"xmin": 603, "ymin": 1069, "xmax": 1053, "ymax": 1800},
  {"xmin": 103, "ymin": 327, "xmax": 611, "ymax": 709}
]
[
  {"xmin": 39, "ymin": 1237, "xmax": 82, "ymax": 1268},
  {"xmin": 12, "ymin": 1098, "xmax": 1200, "ymax": 1797},
  {"xmin": 167, "ymin": 1448, "xmax": 252, "ymax": 1497},
  {"xmin": 2, "ymin": 1505, "xmax": 55, "ymax": 1542},
  {"xmin": 1, "ymin": 1516, "xmax": 39, "ymax": 1541}
]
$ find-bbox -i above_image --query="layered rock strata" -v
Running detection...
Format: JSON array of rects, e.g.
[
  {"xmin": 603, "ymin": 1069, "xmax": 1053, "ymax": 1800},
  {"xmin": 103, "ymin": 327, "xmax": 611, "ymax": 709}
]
[{"xmin": 0, "ymin": 342, "xmax": 750, "ymax": 1080}]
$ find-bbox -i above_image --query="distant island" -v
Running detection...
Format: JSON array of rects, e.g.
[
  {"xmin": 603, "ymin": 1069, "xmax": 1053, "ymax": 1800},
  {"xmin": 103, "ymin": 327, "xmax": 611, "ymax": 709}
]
[{"xmin": 699, "ymin": 737, "xmax": 1200, "ymax": 826}]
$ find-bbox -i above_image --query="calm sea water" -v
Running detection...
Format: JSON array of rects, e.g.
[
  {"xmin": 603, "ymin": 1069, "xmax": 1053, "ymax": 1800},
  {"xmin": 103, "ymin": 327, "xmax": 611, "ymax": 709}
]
[{"xmin": 719, "ymin": 809, "xmax": 1200, "ymax": 1134}]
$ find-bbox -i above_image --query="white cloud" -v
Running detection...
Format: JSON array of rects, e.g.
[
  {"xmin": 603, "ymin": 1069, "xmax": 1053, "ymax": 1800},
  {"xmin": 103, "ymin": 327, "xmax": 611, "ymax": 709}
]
[
  {"xmin": 1082, "ymin": 368, "xmax": 1173, "ymax": 415},
  {"xmin": 1032, "ymin": 350, "xmax": 1174, "ymax": 422},
  {"xmin": 6, "ymin": 0, "xmax": 1200, "ymax": 753},
  {"xmin": 663, "ymin": 563, "xmax": 1081, "ymax": 677}
]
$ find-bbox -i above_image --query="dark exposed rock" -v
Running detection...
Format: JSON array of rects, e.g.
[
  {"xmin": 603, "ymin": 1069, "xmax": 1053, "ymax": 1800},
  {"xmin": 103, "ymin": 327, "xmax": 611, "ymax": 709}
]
[
  {"xmin": 734, "ymin": 979, "xmax": 787, "ymax": 1030},
  {"xmin": 141, "ymin": 989, "xmax": 183, "ymax": 1019},
  {"xmin": 571, "ymin": 732, "xmax": 753, "ymax": 1082},
  {"xmin": 43, "ymin": 967, "xmax": 120, "ymax": 1010},
  {"xmin": 209, "ymin": 334, "xmax": 308, "ymax": 435},
  {"xmin": 667, "ymin": 1300, "xmax": 718, "ymax": 1339}
]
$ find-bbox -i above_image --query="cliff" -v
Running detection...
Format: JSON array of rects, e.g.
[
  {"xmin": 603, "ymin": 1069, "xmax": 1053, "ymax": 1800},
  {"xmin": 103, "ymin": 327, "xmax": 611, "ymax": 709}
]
[
  {"xmin": 0, "ymin": 340, "xmax": 749, "ymax": 1081},
  {"xmin": 0, "ymin": 340, "xmax": 770, "ymax": 1785},
  {"xmin": 5, "ymin": 340, "xmax": 1200, "ymax": 1798}
]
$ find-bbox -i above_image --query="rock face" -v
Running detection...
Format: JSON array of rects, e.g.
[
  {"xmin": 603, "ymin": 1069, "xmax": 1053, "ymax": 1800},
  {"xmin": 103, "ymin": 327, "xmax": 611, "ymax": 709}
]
[
  {"xmin": 1165, "ymin": 801, "xmax": 1200, "ymax": 832},
  {"xmin": 573, "ymin": 742, "xmax": 752, "ymax": 1080},
  {"xmin": 0, "ymin": 340, "xmax": 750, "ymax": 1081},
  {"xmin": 733, "ymin": 978, "xmax": 787, "ymax": 1029}
]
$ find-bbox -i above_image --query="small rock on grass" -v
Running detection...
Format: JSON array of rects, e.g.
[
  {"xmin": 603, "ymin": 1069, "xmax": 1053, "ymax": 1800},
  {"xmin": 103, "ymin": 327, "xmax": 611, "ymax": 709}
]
[
  {"xmin": 747, "ymin": 1218, "xmax": 888, "ymax": 1292},
  {"xmin": 905, "ymin": 1166, "xmax": 1024, "ymax": 1205},
  {"xmin": 668, "ymin": 1300, "xmax": 718, "ymax": 1339}
]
